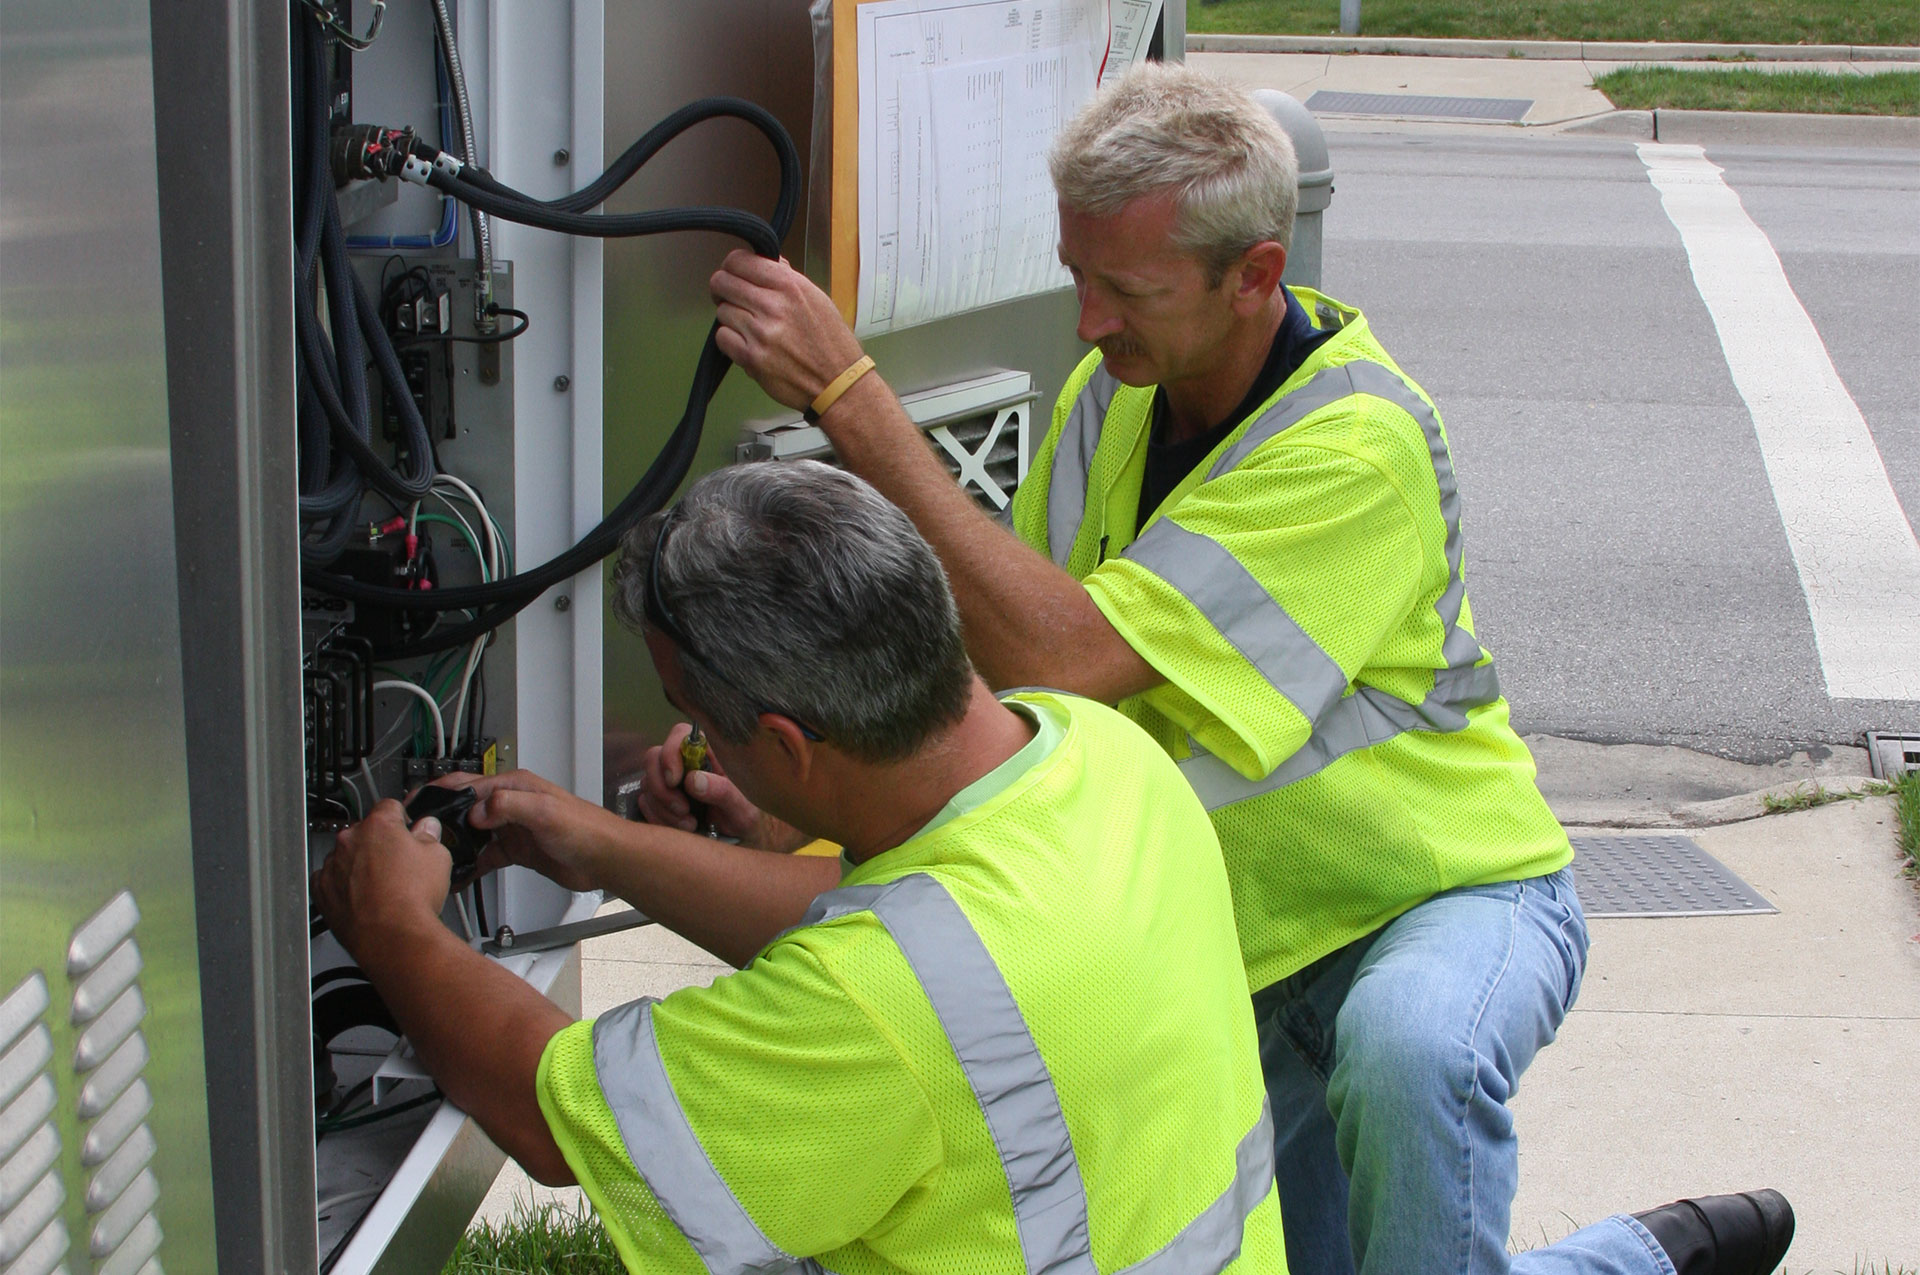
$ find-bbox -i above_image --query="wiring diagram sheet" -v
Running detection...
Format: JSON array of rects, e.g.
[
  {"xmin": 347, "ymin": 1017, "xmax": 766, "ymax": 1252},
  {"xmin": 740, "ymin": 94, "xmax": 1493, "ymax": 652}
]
[
  {"xmin": 855, "ymin": 0, "xmax": 1119, "ymax": 337},
  {"xmin": 1106, "ymin": 0, "xmax": 1164, "ymax": 77}
]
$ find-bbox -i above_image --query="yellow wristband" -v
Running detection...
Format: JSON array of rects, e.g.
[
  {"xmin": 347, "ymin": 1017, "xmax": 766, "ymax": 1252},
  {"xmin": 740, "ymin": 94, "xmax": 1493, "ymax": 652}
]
[{"xmin": 803, "ymin": 355, "xmax": 876, "ymax": 423}]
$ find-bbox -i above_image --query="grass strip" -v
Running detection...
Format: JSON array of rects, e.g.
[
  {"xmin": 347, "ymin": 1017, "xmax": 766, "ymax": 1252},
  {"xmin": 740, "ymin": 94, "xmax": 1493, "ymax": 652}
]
[
  {"xmin": 1595, "ymin": 66, "xmax": 1920, "ymax": 114},
  {"xmin": 1760, "ymin": 779, "xmax": 1895, "ymax": 815},
  {"xmin": 443, "ymin": 1200, "xmax": 623, "ymax": 1275},
  {"xmin": 1893, "ymin": 770, "xmax": 1920, "ymax": 876},
  {"xmin": 1187, "ymin": 0, "xmax": 1920, "ymax": 45}
]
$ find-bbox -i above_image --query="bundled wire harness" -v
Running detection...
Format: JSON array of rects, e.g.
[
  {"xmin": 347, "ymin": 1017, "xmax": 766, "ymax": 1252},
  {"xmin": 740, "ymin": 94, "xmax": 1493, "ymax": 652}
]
[
  {"xmin": 294, "ymin": 8, "xmax": 438, "ymax": 564},
  {"xmin": 296, "ymin": 7, "xmax": 800, "ymax": 658}
]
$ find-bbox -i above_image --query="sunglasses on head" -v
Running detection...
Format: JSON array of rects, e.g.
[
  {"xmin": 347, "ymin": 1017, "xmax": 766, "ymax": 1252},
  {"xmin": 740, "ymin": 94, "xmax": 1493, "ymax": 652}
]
[{"xmin": 645, "ymin": 508, "xmax": 826, "ymax": 742}]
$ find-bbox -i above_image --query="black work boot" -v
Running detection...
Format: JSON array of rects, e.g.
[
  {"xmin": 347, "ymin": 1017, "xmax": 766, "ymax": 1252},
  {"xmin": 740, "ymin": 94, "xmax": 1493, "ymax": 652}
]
[{"xmin": 1632, "ymin": 1189, "xmax": 1795, "ymax": 1275}]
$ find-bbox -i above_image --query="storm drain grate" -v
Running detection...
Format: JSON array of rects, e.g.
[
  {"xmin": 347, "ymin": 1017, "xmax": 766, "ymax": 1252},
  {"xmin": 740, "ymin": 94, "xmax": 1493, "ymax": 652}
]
[
  {"xmin": 1865, "ymin": 731, "xmax": 1920, "ymax": 779},
  {"xmin": 1305, "ymin": 90, "xmax": 1533, "ymax": 122},
  {"xmin": 1569, "ymin": 833, "xmax": 1776, "ymax": 918}
]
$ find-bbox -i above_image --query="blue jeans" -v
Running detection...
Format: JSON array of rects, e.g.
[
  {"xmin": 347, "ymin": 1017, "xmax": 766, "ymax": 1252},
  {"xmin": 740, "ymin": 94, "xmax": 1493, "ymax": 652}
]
[{"xmin": 1252, "ymin": 867, "xmax": 1675, "ymax": 1275}]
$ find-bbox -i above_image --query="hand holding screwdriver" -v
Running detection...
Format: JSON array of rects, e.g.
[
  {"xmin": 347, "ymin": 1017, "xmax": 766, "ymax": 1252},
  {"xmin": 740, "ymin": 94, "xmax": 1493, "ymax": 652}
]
[
  {"xmin": 635, "ymin": 722, "xmax": 767, "ymax": 840},
  {"xmin": 678, "ymin": 724, "xmax": 721, "ymax": 839}
]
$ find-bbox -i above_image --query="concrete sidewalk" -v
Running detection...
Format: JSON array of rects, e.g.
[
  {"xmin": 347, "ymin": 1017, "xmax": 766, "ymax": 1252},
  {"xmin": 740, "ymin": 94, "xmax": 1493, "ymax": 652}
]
[
  {"xmin": 1513, "ymin": 796, "xmax": 1920, "ymax": 1273},
  {"xmin": 1191, "ymin": 49, "xmax": 1920, "ymax": 145}
]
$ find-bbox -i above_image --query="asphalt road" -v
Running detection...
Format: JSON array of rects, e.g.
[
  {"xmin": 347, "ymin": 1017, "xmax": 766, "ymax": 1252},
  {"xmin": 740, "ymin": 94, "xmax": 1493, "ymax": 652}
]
[{"xmin": 1316, "ymin": 128, "xmax": 1920, "ymax": 762}]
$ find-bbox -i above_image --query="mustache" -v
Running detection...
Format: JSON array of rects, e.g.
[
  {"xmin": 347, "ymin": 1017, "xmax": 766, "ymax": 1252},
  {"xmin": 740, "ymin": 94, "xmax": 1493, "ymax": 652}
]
[{"xmin": 1099, "ymin": 336, "xmax": 1144, "ymax": 361}]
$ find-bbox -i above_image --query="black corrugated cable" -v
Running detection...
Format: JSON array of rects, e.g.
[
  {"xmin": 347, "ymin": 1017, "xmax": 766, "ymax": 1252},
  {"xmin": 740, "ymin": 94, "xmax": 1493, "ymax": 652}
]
[
  {"xmin": 454, "ymin": 97, "xmax": 792, "ymax": 219},
  {"xmin": 292, "ymin": 11, "xmax": 368, "ymax": 561},
  {"xmin": 303, "ymin": 97, "xmax": 800, "ymax": 656},
  {"xmin": 332, "ymin": 325, "xmax": 737, "ymax": 658},
  {"xmin": 293, "ymin": 8, "xmax": 436, "ymax": 568}
]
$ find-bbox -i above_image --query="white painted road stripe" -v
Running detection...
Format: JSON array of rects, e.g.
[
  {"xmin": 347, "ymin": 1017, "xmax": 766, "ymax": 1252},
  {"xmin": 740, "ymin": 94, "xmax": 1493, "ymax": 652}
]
[{"xmin": 1637, "ymin": 142, "xmax": 1920, "ymax": 703}]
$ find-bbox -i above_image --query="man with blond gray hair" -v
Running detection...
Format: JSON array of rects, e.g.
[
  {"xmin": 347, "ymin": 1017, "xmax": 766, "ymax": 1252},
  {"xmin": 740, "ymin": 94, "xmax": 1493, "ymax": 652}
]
[{"xmin": 709, "ymin": 60, "xmax": 1793, "ymax": 1275}]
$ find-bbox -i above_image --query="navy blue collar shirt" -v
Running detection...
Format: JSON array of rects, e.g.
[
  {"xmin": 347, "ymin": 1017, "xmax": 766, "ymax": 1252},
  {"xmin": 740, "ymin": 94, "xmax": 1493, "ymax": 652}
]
[{"xmin": 1136, "ymin": 284, "xmax": 1335, "ymax": 533}]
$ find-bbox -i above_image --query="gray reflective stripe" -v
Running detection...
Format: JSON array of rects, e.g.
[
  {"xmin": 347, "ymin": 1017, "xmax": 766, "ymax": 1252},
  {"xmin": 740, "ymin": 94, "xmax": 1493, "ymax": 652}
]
[
  {"xmin": 1168, "ymin": 357, "xmax": 1498, "ymax": 811},
  {"xmin": 1179, "ymin": 661, "xmax": 1501, "ymax": 811},
  {"xmin": 592, "ymin": 999, "xmax": 816, "ymax": 1275},
  {"xmin": 796, "ymin": 873, "xmax": 1095, "ymax": 1275},
  {"xmin": 1048, "ymin": 366, "xmax": 1119, "ymax": 566},
  {"xmin": 1118, "ymin": 1099, "xmax": 1275, "ymax": 1275},
  {"xmin": 1204, "ymin": 364, "xmax": 1366, "ymax": 482},
  {"xmin": 613, "ymin": 876, "xmax": 1266, "ymax": 1275},
  {"xmin": 1123, "ymin": 521, "xmax": 1349, "ymax": 726},
  {"xmin": 1331, "ymin": 361, "xmax": 1487, "ymax": 683},
  {"xmin": 782, "ymin": 881, "xmax": 894, "ymax": 937},
  {"xmin": 1207, "ymin": 364, "xmax": 1459, "ymax": 585},
  {"xmin": 1222, "ymin": 361, "xmax": 1477, "ymax": 666}
]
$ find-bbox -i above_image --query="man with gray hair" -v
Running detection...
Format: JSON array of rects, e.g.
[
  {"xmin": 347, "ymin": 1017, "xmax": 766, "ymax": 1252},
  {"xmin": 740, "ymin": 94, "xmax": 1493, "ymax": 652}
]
[
  {"xmin": 708, "ymin": 61, "xmax": 1792, "ymax": 1275},
  {"xmin": 312, "ymin": 460, "xmax": 1286, "ymax": 1274}
]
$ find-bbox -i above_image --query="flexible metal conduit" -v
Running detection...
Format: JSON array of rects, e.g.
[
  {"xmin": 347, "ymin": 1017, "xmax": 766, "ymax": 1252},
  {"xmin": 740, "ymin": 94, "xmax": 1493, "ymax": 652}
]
[{"xmin": 430, "ymin": 0, "xmax": 493, "ymax": 326}]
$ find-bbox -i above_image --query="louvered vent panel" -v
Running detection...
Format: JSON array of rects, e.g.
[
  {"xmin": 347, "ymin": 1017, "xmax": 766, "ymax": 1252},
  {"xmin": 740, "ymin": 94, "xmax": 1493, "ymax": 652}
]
[
  {"xmin": 67, "ymin": 892, "xmax": 164, "ymax": 1275},
  {"xmin": 1, "ymin": 971, "xmax": 70, "ymax": 1275},
  {"xmin": 739, "ymin": 370, "xmax": 1035, "ymax": 513}
]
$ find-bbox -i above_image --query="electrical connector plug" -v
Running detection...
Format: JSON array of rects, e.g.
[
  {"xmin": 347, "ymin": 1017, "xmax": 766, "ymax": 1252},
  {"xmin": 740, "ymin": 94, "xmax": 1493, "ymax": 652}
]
[
  {"xmin": 329, "ymin": 123, "xmax": 422, "ymax": 185},
  {"xmin": 404, "ymin": 784, "xmax": 492, "ymax": 886}
]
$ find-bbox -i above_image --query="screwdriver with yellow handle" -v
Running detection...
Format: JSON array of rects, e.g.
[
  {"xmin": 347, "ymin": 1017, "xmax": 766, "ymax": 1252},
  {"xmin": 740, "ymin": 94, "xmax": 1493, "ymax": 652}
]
[{"xmin": 679, "ymin": 724, "xmax": 721, "ymax": 839}]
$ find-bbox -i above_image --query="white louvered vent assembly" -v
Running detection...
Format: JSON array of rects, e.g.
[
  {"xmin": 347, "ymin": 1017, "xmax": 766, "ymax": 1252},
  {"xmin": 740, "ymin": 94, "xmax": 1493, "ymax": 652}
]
[{"xmin": 739, "ymin": 369, "xmax": 1035, "ymax": 512}]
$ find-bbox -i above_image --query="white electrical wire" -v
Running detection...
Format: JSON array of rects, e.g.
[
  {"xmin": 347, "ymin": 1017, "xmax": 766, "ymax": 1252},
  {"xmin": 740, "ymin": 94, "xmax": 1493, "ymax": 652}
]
[
  {"xmin": 372, "ymin": 679, "xmax": 446, "ymax": 757},
  {"xmin": 428, "ymin": 489, "xmax": 487, "ymax": 578},
  {"xmin": 433, "ymin": 474, "xmax": 500, "ymax": 750},
  {"xmin": 432, "ymin": 474, "xmax": 499, "ymax": 577},
  {"xmin": 453, "ymin": 892, "xmax": 477, "ymax": 943},
  {"xmin": 446, "ymin": 637, "xmax": 486, "ymax": 753},
  {"xmin": 340, "ymin": 770, "xmax": 369, "ymax": 818},
  {"xmin": 427, "ymin": 490, "xmax": 490, "ymax": 751}
]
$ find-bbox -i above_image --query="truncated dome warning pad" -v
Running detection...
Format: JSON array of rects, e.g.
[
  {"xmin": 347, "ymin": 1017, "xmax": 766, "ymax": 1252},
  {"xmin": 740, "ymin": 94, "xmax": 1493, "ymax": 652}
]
[
  {"xmin": 1304, "ymin": 91, "xmax": 1534, "ymax": 122},
  {"xmin": 1569, "ymin": 833, "xmax": 1777, "ymax": 918}
]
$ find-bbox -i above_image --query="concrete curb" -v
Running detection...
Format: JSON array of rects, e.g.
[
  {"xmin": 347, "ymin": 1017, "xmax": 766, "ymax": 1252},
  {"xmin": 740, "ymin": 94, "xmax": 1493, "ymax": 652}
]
[
  {"xmin": 1558, "ymin": 106, "xmax": 1920, "ymax": 146},
  {"xmin": 1187, "ymin": 33, "xmax": 1920, "ymax": 63},
  {"xmin": 1673, "ymin": 779, "xmax": 1894, "ymax": 828}
]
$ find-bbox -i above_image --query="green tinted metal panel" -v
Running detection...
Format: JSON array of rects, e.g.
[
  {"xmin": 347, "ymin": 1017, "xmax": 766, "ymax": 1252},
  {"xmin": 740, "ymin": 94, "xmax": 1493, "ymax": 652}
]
[{"xmin": 0, "ymin": 1, "xmax": 218, "ymax": 1270}]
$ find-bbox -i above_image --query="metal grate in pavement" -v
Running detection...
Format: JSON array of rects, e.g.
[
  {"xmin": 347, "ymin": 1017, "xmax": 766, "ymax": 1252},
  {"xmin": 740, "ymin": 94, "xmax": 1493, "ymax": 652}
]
[
  {"xmin": 1865, "ymin": 731, "xmax": 1920, "ymax": 779},
  {"xmin": 1304, "ymin": 90, "xmax": 1533, "ymax": 122},
  {"xmin": 1569, "ymin": 833, "xmax": 1777, "ymax": 918}
]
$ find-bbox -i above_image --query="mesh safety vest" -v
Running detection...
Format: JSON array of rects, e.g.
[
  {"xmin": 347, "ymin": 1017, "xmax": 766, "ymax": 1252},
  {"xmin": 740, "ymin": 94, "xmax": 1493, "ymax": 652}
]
[
  {"xmin": 537, "ymin": 692, "xmax": 1287, "ymax": 1275},
  {"xmin": 1011, "ymin": 290, "xmax": 1573, "ymax": 994}
]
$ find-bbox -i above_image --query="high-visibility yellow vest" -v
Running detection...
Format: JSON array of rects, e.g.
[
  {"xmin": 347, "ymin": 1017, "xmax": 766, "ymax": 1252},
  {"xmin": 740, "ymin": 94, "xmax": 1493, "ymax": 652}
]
[
  {"xmin": 1012, "ymin": 290, "xmax": 1573, "ymax": 994},
  {"xmin": 537, "ymin": 691, "xmax": 1286, "ymax": 1275}
]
